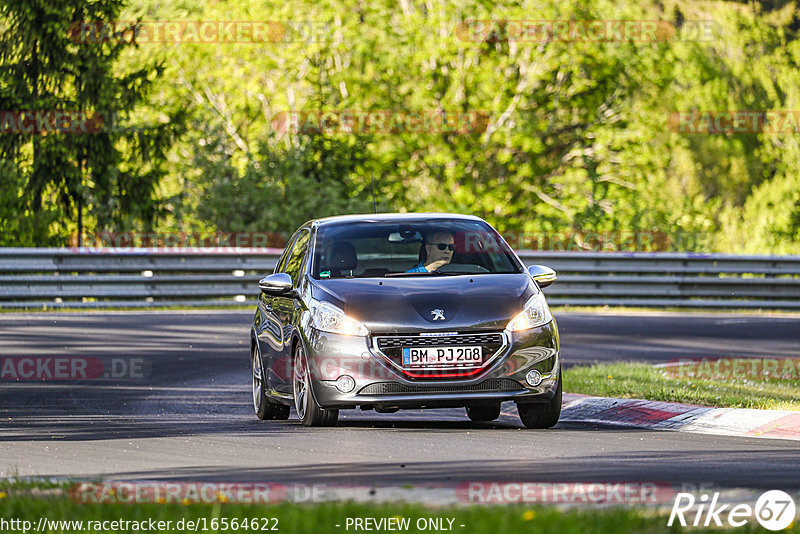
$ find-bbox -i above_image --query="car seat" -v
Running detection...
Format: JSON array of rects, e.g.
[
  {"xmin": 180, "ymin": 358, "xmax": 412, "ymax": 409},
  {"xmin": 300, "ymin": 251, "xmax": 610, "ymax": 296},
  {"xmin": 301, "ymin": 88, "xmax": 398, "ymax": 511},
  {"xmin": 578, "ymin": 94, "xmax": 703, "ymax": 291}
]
[{"xmin": 325, "ymin": 241, "xmax": 358, "ymax": 278}]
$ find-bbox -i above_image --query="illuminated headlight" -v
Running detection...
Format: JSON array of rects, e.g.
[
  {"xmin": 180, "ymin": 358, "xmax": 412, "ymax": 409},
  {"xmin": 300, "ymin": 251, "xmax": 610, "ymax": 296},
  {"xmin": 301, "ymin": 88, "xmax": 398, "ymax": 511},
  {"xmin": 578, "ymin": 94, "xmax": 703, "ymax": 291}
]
[
  {"xmin": 309, "ymin": 300, "xmax": 369, "ymax": 337},
  {"xmin": 506, "ymin": 293, "xmax": 553, "ymax": 332}
]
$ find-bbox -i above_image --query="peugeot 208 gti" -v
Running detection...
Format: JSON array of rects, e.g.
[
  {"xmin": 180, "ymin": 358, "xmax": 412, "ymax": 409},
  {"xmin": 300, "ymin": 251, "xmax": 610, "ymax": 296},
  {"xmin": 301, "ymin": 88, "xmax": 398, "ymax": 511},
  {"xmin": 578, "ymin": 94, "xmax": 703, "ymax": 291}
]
[{"xmin": 250, "ymin": 213, "xmax": 560, "ymax": 427}]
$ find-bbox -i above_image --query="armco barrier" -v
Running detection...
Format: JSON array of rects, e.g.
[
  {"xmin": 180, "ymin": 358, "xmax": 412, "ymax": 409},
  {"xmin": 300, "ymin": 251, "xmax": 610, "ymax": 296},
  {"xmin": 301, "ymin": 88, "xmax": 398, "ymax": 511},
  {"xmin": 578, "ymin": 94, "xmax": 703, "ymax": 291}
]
[
  {"xmin": 520, "ymin": 252, "xmax": 800, "ymax": 309},
  {"xmin": 0, "ymin": 248, "xmax": 280, "ymax": 309},
  {"xmin": 0, "ymin": 249, "xmax": 799, "ymax": 309}
]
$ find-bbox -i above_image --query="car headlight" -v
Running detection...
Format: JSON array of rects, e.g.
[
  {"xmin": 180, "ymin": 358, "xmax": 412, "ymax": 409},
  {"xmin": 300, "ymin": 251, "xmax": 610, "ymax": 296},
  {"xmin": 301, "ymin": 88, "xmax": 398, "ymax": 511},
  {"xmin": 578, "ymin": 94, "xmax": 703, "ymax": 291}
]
[
  {"xmin": 309, "ymin": 300, "xmax": 369, "ymax": 336},
  {"xmin": 506, "ymin": 292, "xmax": 553, "ymax": 332}
]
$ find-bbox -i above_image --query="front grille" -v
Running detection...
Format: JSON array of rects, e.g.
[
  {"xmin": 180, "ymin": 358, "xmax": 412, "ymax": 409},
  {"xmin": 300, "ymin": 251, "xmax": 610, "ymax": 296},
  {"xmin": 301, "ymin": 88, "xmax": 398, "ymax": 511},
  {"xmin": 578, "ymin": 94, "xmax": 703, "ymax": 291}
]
[
  {"xmin": 373, "ymin": 332, "xmax": 505, "ymax": 379},
  {"xmin": 358, "ymin": 378, "xmax": 524, "ymax": 396},
  {"xmin": 376, "ymin": 333, "xmax": 503, "ymax": 350}
]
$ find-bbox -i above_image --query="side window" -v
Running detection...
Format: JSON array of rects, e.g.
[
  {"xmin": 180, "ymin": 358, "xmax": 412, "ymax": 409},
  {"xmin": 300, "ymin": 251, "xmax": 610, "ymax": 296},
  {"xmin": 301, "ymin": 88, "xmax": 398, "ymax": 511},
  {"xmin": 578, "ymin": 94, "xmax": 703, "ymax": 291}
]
[
  {"xmin": 283, "ymin": 230, "xmax": 310, "ymax": 286},
  {"xmin": 275, "ymin": 234, "xmax": 299, "ymax": 274}
]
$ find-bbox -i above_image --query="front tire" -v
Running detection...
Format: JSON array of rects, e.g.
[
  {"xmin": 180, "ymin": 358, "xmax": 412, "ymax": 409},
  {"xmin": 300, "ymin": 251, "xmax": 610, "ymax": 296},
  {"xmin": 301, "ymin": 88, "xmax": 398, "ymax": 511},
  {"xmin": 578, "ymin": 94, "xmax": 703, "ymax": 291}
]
[
  {"xmin": 517, "ymin": 370, "xmax": 562, "ymax": 429},
  {"xmin": 466, "ymin": 404, "xmax": 501, "ymax": 422},
  {"xmin": 253, "ymin": 345, "xmax": 289, "ymax": 420},
  {"xmin": 293, "ymin": 343, "xmax": 338, "ymax": 427}
]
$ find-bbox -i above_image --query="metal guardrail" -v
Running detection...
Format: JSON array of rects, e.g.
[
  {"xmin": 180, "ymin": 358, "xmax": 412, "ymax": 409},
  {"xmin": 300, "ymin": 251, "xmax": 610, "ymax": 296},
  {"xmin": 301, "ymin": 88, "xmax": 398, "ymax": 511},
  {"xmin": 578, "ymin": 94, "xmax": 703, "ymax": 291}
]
[
  {"xmin": 0, "ymin": 248, "xmax": 280, "ymax": 309},
  {"xmin": 518, "ymin": 252, "xmax": 800, "ymax": 309},
  {"xmin": 1, "ymin": 248, "xmax": 799, "ymax": 309}
]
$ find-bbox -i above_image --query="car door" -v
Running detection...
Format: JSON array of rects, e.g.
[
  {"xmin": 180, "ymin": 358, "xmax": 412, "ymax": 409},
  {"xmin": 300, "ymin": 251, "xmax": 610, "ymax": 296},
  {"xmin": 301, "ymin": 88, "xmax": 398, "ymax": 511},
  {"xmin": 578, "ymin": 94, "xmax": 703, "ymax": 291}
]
[
  {"xmin": 270, "ymin": 228, "xmax": 311, "ymax": 394},
  {"xmin": 257, "ymin": 233, "xmax": 299, "ymax": 393}
]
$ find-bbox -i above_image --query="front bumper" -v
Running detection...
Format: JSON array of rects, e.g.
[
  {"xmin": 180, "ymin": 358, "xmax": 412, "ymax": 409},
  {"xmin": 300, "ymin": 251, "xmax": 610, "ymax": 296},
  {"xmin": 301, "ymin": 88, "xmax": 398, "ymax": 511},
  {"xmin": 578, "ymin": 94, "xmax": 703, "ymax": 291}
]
[{"xmin": 303, "ymin": 322, "xmax": 560, "ymax": 409}]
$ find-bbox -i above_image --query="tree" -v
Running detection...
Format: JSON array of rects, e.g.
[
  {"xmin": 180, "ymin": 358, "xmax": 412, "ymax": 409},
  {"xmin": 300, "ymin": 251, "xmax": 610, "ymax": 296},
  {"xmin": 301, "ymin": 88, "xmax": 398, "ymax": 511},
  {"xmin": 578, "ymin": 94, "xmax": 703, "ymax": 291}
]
[{"xmin": 0, "ymin": 0, "xmax": 185, "ymax": 245}]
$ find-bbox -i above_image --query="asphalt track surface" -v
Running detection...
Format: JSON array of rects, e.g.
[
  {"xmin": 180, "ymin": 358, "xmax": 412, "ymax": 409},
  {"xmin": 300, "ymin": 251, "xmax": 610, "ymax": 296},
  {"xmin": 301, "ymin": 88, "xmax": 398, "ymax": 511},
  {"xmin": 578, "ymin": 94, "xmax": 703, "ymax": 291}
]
[{"xmin": 1, "ymin": 311, "xmax": 799, "ymax": 490}]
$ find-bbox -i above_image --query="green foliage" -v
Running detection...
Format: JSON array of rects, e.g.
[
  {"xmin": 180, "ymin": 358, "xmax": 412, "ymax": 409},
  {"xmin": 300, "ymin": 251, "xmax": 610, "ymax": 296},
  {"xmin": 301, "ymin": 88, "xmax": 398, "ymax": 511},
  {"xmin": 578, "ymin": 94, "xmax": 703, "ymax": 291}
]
[
  {"xmin": 0, "ymin": 159, "xmax": 63, "ymax": 245},
  {"xmin": 0, "ymin": 0, "xmax": 186, "ymax": 244},
  {"xmin": 3, "ymin": 0, "xmax": 800, "ymax": 251},
  {"xmin": 194, "ymin": 133, "xmax": 374, "ymax": 237}
]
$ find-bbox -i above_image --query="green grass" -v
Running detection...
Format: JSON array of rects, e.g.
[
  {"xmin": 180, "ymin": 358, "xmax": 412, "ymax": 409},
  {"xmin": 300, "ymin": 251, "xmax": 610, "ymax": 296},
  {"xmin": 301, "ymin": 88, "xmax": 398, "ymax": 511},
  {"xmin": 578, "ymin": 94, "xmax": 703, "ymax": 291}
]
[
  {"xmin": 1, "ymin": 486, "xmax": 793, "ymax": 534},
  {"xmin": 564, "ymin": 362, "xmax": 800, "ymax": 410}
]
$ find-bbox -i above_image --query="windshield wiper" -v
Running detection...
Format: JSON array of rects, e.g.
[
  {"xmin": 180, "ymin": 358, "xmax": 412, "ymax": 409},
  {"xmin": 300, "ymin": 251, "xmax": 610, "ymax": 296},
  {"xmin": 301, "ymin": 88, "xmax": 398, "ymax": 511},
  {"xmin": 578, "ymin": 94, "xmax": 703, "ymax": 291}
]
[
  {"xmin": 383, "ymin": 271, "xmax": 482, "ymax": 277},
  {"xmin": 383, "ymin": 271, "xmax": 448, "ymax": 278}
]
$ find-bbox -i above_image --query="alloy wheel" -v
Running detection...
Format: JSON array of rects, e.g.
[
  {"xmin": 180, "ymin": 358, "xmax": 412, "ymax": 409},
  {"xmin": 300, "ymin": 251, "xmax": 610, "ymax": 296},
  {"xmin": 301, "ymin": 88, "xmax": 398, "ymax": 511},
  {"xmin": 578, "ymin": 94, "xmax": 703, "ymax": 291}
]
[
  {"xmin": 293, "ymin": 345, "xmax": 308, "ymax": 420},
  {"xmin": 252, "ymin": 347, "xmax": 263, "ymax": 413}
]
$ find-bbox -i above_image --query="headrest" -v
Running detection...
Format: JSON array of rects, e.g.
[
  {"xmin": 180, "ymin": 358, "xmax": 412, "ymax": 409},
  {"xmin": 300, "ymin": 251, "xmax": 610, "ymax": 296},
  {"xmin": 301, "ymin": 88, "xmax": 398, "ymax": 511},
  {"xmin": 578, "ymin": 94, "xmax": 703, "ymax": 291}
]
[{"xmin": 328, "ymin": 241, "xmax": 357, "ymax": 272}]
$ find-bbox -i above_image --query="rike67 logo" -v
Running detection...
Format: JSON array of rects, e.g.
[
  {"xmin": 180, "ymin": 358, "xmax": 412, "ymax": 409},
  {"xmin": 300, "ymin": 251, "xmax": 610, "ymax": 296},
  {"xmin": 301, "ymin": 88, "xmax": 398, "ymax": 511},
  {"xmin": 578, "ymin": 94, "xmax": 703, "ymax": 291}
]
[{"xmin": 669, "ymin": 490, "xmax": 796, "ymax": 531}]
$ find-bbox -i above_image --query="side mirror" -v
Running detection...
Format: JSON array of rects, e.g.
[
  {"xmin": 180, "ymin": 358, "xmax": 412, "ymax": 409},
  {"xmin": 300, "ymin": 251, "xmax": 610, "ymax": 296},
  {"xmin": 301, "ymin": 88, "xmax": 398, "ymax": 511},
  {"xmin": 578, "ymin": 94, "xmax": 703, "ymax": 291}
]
[
  {"xmin": 527, "ymin": 265, "xmax": 557, "ymax": 288},
  {"xmin": 258, "ymin": 273, "xmax": 294, "ymax": 295}
]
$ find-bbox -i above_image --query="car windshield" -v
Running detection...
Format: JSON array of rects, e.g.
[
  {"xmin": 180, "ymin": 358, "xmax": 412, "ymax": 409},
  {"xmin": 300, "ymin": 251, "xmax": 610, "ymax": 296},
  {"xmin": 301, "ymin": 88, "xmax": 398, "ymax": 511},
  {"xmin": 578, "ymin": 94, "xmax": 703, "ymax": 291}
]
[{"xmin": 311, "ymin": 218, "xmax": 522, "ymax": 279}]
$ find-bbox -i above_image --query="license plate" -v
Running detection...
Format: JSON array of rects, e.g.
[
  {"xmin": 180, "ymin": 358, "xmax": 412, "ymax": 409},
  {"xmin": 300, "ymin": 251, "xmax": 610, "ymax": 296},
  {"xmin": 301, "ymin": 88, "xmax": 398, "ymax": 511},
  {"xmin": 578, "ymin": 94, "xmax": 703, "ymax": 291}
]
[{"xmin": 401, "ymin": 346, "xmax": 483, "ymax": 369}]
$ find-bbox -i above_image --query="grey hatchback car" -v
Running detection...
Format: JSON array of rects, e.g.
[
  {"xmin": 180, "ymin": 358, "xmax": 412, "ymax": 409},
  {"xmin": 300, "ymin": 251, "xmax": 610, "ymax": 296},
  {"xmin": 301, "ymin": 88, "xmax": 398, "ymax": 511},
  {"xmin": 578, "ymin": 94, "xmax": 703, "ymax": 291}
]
[{"xmin": 250, "ymin": 213, "xmax": 561, "ymax": 427}]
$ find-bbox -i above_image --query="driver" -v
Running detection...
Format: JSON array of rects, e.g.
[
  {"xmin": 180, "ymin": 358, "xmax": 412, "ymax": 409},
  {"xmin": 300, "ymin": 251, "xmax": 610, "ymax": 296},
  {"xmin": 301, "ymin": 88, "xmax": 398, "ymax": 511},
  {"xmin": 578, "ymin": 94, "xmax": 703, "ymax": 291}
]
[{"xmin": 406, "ymin": 230, "xmax": 455, "ymax": 272}]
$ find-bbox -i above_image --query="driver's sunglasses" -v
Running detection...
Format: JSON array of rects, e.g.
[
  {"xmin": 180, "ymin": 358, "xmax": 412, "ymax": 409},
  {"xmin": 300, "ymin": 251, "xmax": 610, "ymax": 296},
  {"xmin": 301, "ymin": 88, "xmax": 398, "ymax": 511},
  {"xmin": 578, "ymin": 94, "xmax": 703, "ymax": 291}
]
[{"xmin": 429, "ymin": 243, "xmax": 455, "ymax": 251}]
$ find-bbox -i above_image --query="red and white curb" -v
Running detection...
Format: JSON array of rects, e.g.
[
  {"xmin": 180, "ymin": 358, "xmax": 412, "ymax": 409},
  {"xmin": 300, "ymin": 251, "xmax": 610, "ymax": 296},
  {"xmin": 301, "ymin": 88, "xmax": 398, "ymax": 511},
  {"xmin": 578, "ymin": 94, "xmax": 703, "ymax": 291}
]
[{"xmin": 561, "ymin": 394, "xmax": 800, "ymax": 441}]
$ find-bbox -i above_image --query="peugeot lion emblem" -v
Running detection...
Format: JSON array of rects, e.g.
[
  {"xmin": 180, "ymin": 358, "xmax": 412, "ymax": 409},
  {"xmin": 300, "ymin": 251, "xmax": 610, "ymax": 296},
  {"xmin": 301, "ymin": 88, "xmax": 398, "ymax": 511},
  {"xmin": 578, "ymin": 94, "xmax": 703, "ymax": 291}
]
[{"xmin": 431, "ymin": 309, "xmax": 445, "ymax": 321}]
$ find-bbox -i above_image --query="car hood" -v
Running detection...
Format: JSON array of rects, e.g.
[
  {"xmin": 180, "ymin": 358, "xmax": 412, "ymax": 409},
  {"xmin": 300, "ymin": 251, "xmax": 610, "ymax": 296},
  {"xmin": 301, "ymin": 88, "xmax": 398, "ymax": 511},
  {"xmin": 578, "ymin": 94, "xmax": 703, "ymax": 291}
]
[{"xmin": 309, "ymin": 274, "xmax": 536, "ymax": 333}]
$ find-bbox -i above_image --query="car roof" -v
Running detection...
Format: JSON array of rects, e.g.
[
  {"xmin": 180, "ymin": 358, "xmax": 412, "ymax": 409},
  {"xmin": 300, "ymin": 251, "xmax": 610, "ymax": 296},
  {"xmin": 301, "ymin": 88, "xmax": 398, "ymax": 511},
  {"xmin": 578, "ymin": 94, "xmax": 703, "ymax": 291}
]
[{"xmin": 311, "ymin": 212, "xmax": 485, "ymax": 227}]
